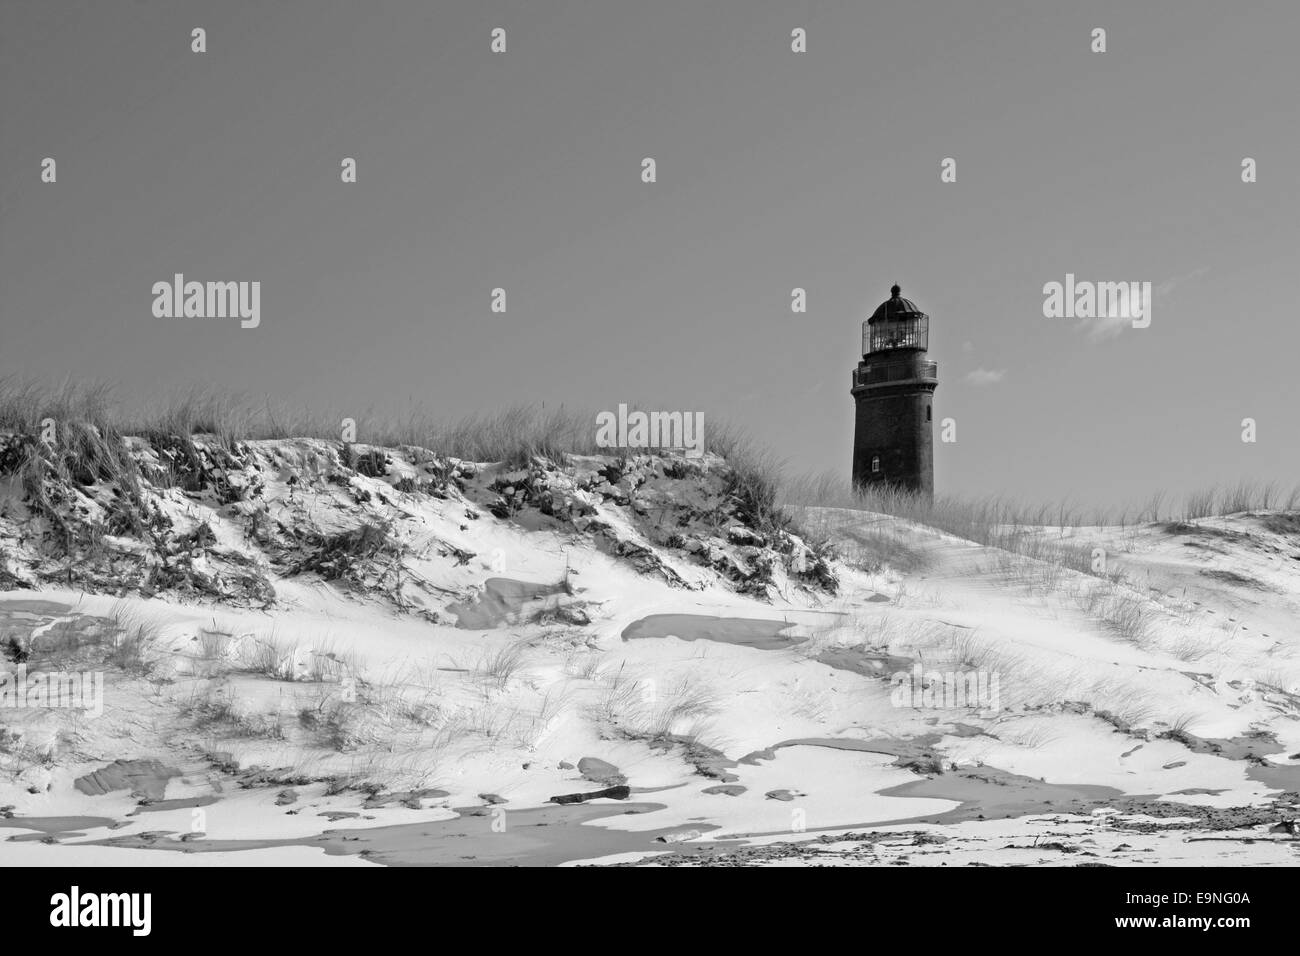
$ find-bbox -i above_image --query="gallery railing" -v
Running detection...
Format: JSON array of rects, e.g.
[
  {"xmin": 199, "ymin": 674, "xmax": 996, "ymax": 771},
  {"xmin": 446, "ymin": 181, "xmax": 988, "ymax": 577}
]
[{"xmin": 852, "ymin": 361, "xmax": 938, "ymax": 388}]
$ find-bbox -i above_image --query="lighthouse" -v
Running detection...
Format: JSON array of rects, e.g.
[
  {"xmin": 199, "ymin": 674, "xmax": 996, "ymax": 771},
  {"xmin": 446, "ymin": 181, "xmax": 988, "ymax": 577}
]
[{"xmin": 851, "ymin": 285, "xmax": 938, "ymax": 496}]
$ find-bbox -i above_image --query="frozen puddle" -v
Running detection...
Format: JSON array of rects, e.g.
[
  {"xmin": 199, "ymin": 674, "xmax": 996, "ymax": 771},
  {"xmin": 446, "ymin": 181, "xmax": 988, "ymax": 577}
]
[
  {"xmin": 621, "ymin": 614, "xmax": 804, "ymax": 650},
  {"xmin": 72, "ymin": 801, "xmax": 708, "ymax": 867},
  {"xmin": 874, "ymin": 768, "xmax": 1123, "ymax": 826},
  {"xmin": 0, "ymin": 816, "xmax": 118, "ymax": 841},
  {"xmin": 74, "ymin": 759, "xmax": 182, "ymax": 801}
]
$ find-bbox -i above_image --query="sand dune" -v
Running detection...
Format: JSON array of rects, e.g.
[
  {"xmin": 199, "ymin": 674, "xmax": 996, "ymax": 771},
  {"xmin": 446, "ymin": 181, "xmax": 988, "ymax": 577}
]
[{"xmin": 1, "ymin": 434, "xmax": 1298, "ymax": 866}]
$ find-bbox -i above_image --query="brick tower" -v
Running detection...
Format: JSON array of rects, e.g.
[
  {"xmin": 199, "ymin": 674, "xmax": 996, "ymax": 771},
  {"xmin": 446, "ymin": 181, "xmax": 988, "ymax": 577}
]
[{"xmin": 851, "ymin": 284, "xmax": 938, "ymax": 496}]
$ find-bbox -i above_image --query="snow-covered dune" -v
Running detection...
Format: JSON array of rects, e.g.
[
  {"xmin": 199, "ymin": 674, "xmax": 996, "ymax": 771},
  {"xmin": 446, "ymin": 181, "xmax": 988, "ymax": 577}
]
[{"xmin": 1, "ymin": 433, "xmax": 1297, "ymax": 866}]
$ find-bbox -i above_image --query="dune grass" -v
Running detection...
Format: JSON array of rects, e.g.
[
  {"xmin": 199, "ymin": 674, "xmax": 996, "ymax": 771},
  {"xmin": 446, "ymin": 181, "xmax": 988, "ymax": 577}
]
[
  {"xmin": 785, "ymin": 473, "xmax": 1107, "ymax": 575},
  {"xmin": 183, "ymin": 684, "xmax": 287, "ymax": 740},
  {"xmin": 584, "ymin": 661, "xmax": 722, "ymax": 746},
  {"xmin": 3, "ymin": 377, "xmax": 1294, "ymax": 575},
  {"xmin": 783, "ymin": 469, "xmax": 1300, "ymax": 580},
  {"xmin": 0, "ymin": 377, "xmax": 606, "ymax": 469}
]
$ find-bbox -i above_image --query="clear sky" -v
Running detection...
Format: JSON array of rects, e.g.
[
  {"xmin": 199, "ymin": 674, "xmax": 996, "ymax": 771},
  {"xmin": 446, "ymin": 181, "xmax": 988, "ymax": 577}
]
[{"xmin": 2, "ymin": 0, "xmax": 1297, "ymax": 507}]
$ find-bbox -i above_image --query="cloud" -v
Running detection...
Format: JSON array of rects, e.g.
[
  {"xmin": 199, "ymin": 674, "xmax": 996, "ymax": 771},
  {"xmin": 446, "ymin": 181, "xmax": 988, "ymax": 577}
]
[
  {"xmin": 1075, "ymin": 267, "xmax": 1207, "ymax": 342},
  {"xmin": 963, "ymin": 367, "xmax": 1005, "ymax": 386},
  {"xmin": 1075, "ymin": 312, "xmax": 1129, "ymax": 342},
  {"xmin": 1076, "ymin": 287, "xmax": 1145, "ymax": 341}
]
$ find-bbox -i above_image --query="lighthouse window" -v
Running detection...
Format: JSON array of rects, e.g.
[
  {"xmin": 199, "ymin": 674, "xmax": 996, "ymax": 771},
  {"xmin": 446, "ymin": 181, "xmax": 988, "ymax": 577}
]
[
  {"xmin": 870, "ymin": 456, "xmax": 880, "ymax": 473},
  {"xmin": 926, "ymin": 405, "xmax": 932, "ymax": 421}
]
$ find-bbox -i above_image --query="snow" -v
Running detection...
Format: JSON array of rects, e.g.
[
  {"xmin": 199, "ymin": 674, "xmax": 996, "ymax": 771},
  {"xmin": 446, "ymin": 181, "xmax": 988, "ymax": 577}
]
[{"xmin": 2, "ymin": 437, "xmax": 1299, "ymax": 865}]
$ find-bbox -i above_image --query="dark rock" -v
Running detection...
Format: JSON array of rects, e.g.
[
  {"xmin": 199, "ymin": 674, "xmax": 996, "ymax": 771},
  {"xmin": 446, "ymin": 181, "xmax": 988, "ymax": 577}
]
[{"xmin": 548, "ymin": 785, "xmax": 631, "ymax": 805}]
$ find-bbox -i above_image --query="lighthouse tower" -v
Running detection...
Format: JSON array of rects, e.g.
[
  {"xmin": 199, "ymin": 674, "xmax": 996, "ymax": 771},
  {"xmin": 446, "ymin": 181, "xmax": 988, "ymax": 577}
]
[{"xmin": 851, "ymin": 285, "xmax": 938, "ymax": 496}]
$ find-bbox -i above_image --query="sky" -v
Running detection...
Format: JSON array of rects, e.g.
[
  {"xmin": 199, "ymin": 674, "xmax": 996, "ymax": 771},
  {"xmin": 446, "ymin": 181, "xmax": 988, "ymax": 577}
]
[{"xmin": 1, "ymin": 0, "xmax": 1297, "ymax": 508}]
